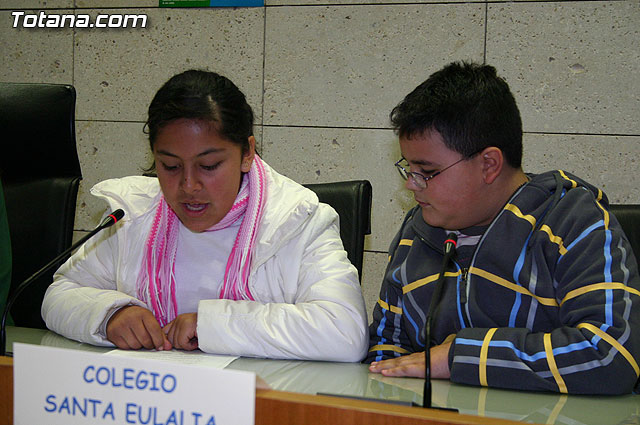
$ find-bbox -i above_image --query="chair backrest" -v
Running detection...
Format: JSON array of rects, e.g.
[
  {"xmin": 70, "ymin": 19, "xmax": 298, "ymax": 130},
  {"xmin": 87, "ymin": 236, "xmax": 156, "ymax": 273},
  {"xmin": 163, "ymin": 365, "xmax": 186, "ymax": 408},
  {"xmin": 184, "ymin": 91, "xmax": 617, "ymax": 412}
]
[
  {"xmin": 0, "ymin": 82, "xmax": 82, "ymax": 328},
  {"xmin": 303, "ymin": 180, "xmax": 372, "ymax": 282},
  {"xmin": 609, "ymin": 204, "xmax": 640, "ymax": 264}
]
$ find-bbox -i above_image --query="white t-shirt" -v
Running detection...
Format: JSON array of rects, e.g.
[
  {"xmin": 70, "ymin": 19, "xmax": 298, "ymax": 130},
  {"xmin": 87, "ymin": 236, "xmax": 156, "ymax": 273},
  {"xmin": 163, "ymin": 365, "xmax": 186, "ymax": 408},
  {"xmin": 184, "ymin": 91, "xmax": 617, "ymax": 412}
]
[{"xmin": 174, "ymin": 218, "xmax": 241, "ymax": 314}]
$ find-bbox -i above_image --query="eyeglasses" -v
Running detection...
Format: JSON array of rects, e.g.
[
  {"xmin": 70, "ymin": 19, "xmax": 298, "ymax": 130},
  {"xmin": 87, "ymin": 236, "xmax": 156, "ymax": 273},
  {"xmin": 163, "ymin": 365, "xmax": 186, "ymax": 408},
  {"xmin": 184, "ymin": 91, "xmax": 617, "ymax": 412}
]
[{"xmin": 394, "ymin": 152, "xmax": 479, "ymax": 190}]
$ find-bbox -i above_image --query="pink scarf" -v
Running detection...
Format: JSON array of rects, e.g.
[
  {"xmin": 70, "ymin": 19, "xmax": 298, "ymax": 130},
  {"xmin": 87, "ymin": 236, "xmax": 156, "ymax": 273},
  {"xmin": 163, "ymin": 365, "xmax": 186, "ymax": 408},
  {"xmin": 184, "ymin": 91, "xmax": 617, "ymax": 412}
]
[{"xmin": 136, "ymin": 155, "xmax": 267, "ymax": 327}]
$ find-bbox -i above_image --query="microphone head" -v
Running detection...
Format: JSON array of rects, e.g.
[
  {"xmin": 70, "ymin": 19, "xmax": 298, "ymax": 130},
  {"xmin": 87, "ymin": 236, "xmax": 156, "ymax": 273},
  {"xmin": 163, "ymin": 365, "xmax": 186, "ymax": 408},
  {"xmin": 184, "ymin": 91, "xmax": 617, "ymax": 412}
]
[
  {"xmin": 444, "ymin": 232, "xmax": 457, "ymax": 255},
  {"xmin": 99, "ymin": 209, "xmax": 125, "ymax": 228},
  {"xmin": 111, "ymin": 209, "xmax": 125, "ymax": 222},
  {"xmin": 444, "ymin": 232, "xmax": 457, "ymax": 246}
]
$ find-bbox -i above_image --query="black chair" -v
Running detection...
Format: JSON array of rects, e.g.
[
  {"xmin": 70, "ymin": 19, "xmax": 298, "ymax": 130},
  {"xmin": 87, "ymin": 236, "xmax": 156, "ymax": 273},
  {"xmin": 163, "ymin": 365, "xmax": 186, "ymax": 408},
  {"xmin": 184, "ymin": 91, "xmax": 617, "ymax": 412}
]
[
  {"xmin": 610, "ymin": 204, "xmax": 640, "ymax": 263},
  {"xmin": 0, "ymin": 82, "xmax": 82, "ymax": 329},
  {"xmin": 303, "ymin": 180, "xmax": 372, "ymax": 282}
]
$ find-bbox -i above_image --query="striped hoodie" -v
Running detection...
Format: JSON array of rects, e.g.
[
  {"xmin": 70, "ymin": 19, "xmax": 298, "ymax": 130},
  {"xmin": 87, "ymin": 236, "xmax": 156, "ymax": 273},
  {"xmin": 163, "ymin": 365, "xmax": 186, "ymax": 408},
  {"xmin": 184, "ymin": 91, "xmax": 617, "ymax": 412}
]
[{"xmin": 366, "ymin": 170, "xmax": 640, "ymax": 394}]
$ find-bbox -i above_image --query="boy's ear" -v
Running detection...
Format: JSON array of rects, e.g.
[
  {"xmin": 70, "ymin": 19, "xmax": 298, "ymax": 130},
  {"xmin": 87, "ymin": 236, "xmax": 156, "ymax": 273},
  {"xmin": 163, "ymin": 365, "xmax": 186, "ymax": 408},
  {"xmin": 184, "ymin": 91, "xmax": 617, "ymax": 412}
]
[{"xmin": 480, "ymin": 147, "xmax": 503, "ymax": 185}]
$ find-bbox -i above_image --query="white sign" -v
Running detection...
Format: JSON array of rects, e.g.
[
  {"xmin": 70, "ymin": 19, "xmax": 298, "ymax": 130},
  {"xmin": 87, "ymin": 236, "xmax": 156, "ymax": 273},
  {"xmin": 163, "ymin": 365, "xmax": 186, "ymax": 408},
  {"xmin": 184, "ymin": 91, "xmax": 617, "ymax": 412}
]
[{"xmin": 13, "ymin": 343, "xmax": 255, "ymax": 425}]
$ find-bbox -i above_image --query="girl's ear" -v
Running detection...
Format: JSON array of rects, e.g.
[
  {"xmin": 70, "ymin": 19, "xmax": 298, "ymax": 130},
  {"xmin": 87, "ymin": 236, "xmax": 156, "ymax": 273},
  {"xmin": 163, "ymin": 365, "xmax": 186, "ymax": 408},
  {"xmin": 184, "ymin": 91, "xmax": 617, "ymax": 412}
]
[{"xmin": 241, "ymin": 136, "xmax": 256, "ymax": 173}]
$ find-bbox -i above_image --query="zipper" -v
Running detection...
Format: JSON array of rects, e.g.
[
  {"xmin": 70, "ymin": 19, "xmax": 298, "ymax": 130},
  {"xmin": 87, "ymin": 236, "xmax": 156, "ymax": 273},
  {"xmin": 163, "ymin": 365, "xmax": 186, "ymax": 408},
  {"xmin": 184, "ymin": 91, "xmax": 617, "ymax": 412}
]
[
  {"xmin": 458, "ymin": 266, "xmax": 472, "ymax": 329},
  {"xmin": 459, "ymin": 267, "xmax": 468, "ymax": 304},
  {"xmin": 461, "ymin": 267, "xmax": 469, "ymax": 281}
]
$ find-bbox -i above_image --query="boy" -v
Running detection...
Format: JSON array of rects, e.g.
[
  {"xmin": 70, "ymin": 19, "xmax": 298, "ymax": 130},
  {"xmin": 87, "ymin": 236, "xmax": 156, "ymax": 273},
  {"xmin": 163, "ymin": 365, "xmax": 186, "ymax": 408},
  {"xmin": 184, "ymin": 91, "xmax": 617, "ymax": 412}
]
[{"xmin": 367, "ymin": 62, "xmax": 640, "ymax": 394}]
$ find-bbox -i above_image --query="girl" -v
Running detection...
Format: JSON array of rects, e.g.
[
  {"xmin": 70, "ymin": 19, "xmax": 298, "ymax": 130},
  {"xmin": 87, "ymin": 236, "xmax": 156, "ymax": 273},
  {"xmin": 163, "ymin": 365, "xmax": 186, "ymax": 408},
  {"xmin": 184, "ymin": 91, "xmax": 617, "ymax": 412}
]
[{"xmin": 42, "ymin": 70, "xmax": 368, "ymax": 362}]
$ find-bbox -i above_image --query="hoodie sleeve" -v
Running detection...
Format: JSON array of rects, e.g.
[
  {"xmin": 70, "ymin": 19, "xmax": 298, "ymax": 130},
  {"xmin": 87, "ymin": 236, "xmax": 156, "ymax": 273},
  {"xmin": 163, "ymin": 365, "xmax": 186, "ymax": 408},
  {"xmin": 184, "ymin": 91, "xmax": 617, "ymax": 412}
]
[
  {"xmin": 41, "ymin": 177, "xmax": 159, "ymax": 346},
  {"xmin": 365, "ymin": 210, "xmax": 418, "ymax": 363},
  {"xmin": 450, "ymin": 186, "xmax": 640, "ymax": 395},
  {"xmin": 196, "ymin": 203, "xmax": 369, "ymax": 362},
  {"xmin": 41, "ymin": 222, "xmax": 148, "ymax": 346}
]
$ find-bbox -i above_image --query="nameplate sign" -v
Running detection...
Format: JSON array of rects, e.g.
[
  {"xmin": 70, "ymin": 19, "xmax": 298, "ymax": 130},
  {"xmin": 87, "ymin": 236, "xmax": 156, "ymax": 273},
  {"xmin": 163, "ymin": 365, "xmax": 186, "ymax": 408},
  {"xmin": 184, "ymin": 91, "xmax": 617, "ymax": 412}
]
[{"xmin": 13, "ymin": 343, "xmax": 255, "ymax": 425}]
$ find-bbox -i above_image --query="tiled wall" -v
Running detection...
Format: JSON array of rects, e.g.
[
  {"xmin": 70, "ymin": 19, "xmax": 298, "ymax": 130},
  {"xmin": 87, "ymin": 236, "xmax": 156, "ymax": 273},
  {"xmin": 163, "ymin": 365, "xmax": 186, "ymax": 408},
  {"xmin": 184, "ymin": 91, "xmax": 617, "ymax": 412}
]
[{"xmin": 2, "ymin": 0, "xmax": 639, "ymax": 318}]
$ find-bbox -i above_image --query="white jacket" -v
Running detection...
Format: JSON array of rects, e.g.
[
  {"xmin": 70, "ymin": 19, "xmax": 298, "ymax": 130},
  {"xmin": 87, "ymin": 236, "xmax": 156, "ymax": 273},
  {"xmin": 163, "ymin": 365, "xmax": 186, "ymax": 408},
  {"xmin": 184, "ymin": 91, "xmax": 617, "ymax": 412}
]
[{"xmin": 42, "ymin": 164, "xmax": 369, "ymax": 362}]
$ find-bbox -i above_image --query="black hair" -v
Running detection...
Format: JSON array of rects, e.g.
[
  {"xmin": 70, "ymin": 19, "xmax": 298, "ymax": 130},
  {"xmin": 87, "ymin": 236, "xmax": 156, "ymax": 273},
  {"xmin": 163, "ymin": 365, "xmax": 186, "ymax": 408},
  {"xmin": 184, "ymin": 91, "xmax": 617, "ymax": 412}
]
[
  {"xmin": 390, "ymin": 61, "xmax": 523, "ymax": 168},
  {"xmin": 146, "ymin": 69, "xmax": 254, "ymax": 155}
]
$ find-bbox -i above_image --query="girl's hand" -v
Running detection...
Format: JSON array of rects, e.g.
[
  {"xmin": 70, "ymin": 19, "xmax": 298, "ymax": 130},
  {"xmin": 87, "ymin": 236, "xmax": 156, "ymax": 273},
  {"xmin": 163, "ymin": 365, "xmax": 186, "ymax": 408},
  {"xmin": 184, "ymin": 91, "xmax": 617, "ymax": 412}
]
[
  {"xmin": 164, "ymin": 313, "xmax": 199, "ymax": 351},
  {"xmin": 106, "ymin": 305, "xmax": 172, "ymax": 351}
]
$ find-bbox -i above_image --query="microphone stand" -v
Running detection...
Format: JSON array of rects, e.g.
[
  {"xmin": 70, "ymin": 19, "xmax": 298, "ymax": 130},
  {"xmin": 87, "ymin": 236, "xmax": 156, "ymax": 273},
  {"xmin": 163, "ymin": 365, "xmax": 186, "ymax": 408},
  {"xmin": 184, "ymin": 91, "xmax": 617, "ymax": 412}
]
[
  {"xmin": 0, "ymin": 209, "xmax": 124, "ymax": 357},
  {"xmin": 423, "ymin": 233, "xmax": 457, "ymax": 410}
]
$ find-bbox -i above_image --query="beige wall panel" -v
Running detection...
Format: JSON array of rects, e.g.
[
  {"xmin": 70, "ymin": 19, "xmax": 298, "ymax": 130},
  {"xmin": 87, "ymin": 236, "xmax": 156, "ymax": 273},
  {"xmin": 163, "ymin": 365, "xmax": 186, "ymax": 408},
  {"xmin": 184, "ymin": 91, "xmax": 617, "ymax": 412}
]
[
  {"xmin": 361, "ymin": 251, "xmax": 388, "ymax": 323},
  {"xmin": 523, "ymin": 133, "xmax": 640, "ymax": 204},
  {"xmin": 73, "ymin": 7, "xmax": 264, "ymax": 122},
  {"xmin": 264, "ymin": 4, "xmax": 485, "ymax": 128},
  {"xmin": 74, "ymin": 120, "xmax": 153, "ymax": 229},
  {"xmin": 487, "ymin": 2, "xmax": 640, "ymax": 134},
  {"xmin": 253, "ymin": 124, "xmax": 263, "ymax": 156},
  {"xmin": 261, "ymin": 126, "xmax": 415, "ymax": 252},
  {"xmin": 0, "ymin": 10, "xmax": 73, "ymax": 83}
]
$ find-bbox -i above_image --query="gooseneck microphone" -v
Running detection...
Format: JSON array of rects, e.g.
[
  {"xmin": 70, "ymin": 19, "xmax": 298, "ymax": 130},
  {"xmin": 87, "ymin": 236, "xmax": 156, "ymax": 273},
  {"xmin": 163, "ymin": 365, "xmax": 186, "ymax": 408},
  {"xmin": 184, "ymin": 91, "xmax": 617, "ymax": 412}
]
[
  {"xmin": 423, "ymin": 232, "xmax": 457, "ymax": 409},
  {"xmin": 0, "ymin": 209, "xmax": 125, "ymax": 357}
]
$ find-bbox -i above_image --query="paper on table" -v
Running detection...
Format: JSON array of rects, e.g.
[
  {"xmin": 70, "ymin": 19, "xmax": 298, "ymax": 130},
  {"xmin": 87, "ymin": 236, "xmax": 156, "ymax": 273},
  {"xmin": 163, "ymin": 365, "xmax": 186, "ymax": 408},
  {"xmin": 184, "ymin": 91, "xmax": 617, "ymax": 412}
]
[
  {"xmin": 106, "ymin": 349, "xmax": 271, "ymax": 389},
  {"xmin": 106, "ymin": 348, "xmax": 238, "ymax": 369}
]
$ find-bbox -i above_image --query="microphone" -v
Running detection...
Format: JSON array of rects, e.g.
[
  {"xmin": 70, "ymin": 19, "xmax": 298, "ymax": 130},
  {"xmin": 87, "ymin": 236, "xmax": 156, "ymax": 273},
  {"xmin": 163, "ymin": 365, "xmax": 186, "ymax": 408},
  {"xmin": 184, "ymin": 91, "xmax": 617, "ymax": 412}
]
[
  {"xmin": 0, "ymin": 209, "xmax": 125, "ymax": 357},
  {"xmin": 423, "ymin": 232, "xmax": 457, "ymax": 410},
  {"xmin": 443, "ymin": 234, "xmax": 457, "ymax": 256}
]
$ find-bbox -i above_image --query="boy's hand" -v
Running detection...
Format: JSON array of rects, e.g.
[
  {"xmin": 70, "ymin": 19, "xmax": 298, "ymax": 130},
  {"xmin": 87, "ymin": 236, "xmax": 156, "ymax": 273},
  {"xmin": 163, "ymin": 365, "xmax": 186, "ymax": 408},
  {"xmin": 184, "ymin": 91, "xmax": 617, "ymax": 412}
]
[{"xmin": 369, "ymin": 341, "xmax": 452, "ymax": 379}]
